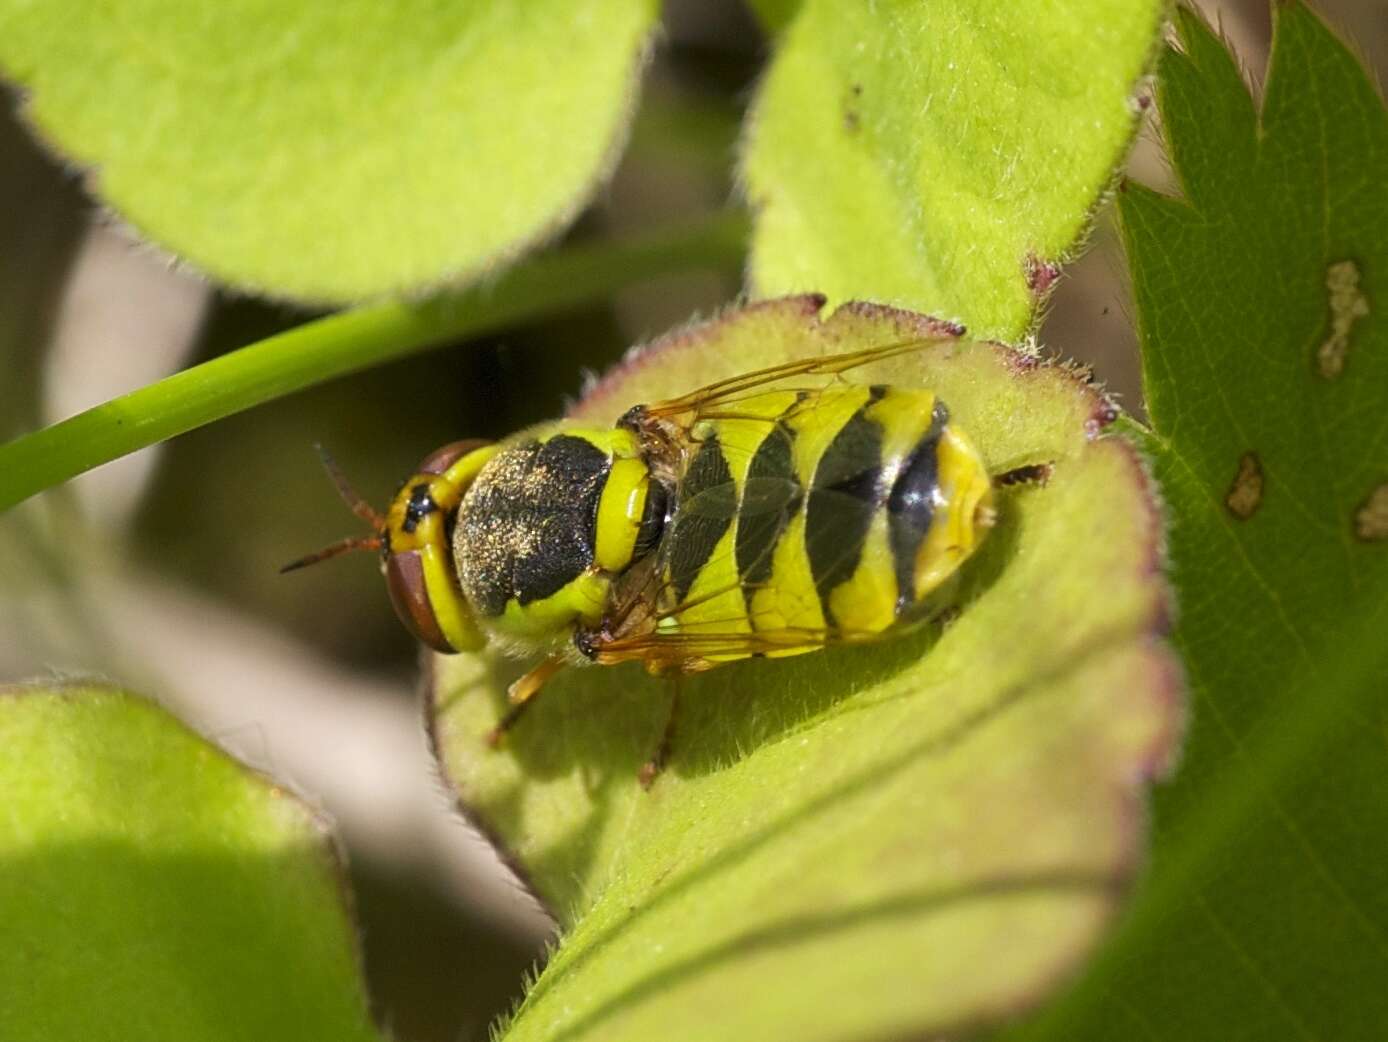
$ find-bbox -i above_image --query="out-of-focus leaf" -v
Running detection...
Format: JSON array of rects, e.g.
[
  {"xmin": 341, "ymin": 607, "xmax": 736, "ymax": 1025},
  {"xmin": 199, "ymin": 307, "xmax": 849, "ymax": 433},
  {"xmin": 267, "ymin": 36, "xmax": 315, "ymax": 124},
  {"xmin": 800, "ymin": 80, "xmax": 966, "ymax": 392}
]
[
  {"xmin": 741, "ymin": 1, "xmax": 1163, "ymax": 339},
  {"xmin": 0, "ymin": 103, "xmax": 84, "ymax": 440},
  {"xmin": 0, "ymin": 683, "xmax": 384, "ymax": 1042},
  {"xmin": 0, "ymin": 1, "xmax": 659, "ymax": 302},
  {"xmin": 744, "ymin": 0, "xmax": 802, "ymax": 35},
  {"xmin": 429, "ymin": 296, "xmax": 1180, "ymax": 1042},
  {"xmin": 1002, "ymin": 6, "xmax": 1388, "ymax": 1039}
]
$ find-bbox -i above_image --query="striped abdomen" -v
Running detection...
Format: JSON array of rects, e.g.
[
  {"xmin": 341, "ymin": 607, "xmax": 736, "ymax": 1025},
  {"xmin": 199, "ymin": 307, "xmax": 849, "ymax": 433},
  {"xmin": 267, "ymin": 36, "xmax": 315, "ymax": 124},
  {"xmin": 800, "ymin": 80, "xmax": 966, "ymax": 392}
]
[{"xmin": 658, "ymin": 386, "xmax": 994, "ymax": 658}]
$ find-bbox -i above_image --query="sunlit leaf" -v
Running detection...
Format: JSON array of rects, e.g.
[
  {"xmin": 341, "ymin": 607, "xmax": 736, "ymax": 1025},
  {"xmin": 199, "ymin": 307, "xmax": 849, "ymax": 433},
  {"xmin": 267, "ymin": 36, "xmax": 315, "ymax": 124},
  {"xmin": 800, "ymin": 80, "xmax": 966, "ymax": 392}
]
[
  {"xmin": 741, "ymin": 0, "xmax": 1164, "ymax": 339},
  {"xmin": 429, "ymin": 296, "xmax": 1180, "ymax": 1042},
  {"xmin": 0, "ymin": 1, "xmax": 659, "ymax": 302},
  {"xmin": 1002, "ymin": 6, "xmax": 1388, "ymax": 1038}
]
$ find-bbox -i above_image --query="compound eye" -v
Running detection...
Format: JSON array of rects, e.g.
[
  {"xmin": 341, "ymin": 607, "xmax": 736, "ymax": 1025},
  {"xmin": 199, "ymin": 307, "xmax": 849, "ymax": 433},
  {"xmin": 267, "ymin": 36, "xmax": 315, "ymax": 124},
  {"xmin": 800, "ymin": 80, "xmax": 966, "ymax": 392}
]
[
  {"xmin": 379, "ymin": 439, "xmax": 496, "ymax": 653},
  {"xmin": 384, "ymin": 551, "xmax": 457, "ymax": 652}
]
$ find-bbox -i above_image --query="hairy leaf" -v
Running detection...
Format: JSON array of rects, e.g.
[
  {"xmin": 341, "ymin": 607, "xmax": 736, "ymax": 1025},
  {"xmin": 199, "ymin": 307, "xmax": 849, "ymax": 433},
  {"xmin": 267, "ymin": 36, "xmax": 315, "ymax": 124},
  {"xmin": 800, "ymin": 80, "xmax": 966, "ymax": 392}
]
[
  {"xmin": 429, "ymin": 296, "xmax": 1180, "ymax": 1042},
  {"xmin": 1002, "ymin": 6, "xmax": 1388, "ymax": 1038},
  {"xmin": 0, "ymin": 684, "xmax": 382, "ymax": 1042},
  {"xmin": 0, "ymin": 1, "xmax": 658, "ymax": 302},
  {"xmin": 740, "ymin": 0, "xmax": 1165, "ymax": 340}
]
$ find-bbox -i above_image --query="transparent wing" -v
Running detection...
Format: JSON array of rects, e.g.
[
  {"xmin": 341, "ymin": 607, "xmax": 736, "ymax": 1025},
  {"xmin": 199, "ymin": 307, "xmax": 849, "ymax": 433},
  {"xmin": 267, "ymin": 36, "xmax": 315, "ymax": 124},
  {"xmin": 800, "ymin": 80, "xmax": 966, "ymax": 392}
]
[
  {"xmin": 595, "ymin": 336, "xmax": 963, "ymax": 671},
  {"xmin": 589, "ymin": 626, "xmax": 840, "ymax": 670},
  {"xmin": 595, "ymin": 484, "xmax": 894, "ymax": 671},
  {"xmin": 638, "ymin": 333, "xmax": 960, "ymax": 424}
]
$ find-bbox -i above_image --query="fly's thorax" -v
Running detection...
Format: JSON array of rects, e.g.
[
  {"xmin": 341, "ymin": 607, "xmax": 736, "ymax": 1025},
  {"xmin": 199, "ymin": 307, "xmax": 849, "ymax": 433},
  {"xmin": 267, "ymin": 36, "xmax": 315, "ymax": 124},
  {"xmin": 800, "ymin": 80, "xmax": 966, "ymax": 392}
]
[{"xmin": 453, "ymin": 423, "xmax": 669, "ymax": 643}]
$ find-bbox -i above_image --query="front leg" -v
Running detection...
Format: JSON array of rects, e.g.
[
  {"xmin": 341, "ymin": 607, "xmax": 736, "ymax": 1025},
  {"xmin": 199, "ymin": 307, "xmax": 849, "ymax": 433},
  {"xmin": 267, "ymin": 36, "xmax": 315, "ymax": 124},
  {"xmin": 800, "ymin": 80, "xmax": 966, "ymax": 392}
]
[{"xmin": 486, "ymin": 654, "xmax": 568, "ymax": 747}]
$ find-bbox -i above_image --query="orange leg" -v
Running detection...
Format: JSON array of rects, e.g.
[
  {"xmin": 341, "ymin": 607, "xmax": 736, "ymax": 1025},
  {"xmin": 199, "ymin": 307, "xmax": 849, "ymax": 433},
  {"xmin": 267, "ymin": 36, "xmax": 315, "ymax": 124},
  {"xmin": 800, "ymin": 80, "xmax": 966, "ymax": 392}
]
[
  {"xmin": 486, "ymin": 655, "xmax": 567, "ymax": 747},
  {"xmin": 994, "ymin": 461, "xmax": 1053, "ymax": 488}
]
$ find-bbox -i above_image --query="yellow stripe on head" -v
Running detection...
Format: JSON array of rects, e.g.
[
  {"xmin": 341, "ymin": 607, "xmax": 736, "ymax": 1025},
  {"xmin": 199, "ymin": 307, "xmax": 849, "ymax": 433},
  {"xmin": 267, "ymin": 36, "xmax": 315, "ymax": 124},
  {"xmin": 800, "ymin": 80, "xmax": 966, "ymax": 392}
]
[
  {"xmin": 420, "ymin": 537, "xmax": 486, "ymax": 651},
  {"xmin": 383, "ymin": 441, "xmax": 499, "ymax": 653}
]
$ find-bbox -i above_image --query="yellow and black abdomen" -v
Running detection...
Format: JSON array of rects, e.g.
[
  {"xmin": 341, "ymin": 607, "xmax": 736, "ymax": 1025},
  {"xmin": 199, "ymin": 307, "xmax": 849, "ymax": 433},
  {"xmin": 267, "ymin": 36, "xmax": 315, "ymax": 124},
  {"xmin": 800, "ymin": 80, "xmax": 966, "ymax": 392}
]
[{"xmin": 657, "ymin": 386, "xmax": 993, "ymax": 657}]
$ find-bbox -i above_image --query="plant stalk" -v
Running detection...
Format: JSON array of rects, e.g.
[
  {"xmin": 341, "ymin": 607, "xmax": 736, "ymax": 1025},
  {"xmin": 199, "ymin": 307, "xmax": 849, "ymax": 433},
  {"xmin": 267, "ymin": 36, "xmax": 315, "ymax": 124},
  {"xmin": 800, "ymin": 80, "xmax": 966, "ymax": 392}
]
[{"xmin": 0, "ymin": 212, "xmax": 747, "ymax": 514}]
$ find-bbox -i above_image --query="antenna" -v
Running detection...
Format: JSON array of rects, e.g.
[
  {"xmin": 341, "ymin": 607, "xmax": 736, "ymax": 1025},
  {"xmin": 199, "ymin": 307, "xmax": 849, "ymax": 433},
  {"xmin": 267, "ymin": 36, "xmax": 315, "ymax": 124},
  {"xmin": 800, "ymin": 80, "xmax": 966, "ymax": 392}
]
[{"xmin": 280, "ymin": 445, "xmax": 385, "ymax": 573}]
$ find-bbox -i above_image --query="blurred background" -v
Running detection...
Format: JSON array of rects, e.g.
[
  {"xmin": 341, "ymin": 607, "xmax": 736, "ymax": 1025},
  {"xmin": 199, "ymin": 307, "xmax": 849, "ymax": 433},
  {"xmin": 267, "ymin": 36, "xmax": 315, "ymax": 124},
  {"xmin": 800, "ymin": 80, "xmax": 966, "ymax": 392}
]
[{"xmin": 1, "ymin": 2, "xmax": 1383, "ymax": 1039}]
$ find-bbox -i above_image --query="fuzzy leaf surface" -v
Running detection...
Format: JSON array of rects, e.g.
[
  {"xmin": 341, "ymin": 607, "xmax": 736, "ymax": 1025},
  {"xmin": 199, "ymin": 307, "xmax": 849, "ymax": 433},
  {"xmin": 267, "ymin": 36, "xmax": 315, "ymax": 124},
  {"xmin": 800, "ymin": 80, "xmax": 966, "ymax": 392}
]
[
  {"xmin": 0, "ymin": 684, "xmax": 382, "ymax": 1042},
  {"xmin": 741, "ymin": 0, "xmax": 1164, "ymax": 339},
  {"xmin": 1002, "ymin": 7, "xmax": 1388, "ymax": 1039},
  {"xmin": 430, "ymin": 296, "xmax": 1180, "ymax": 1042},
  {"xmin": 0, "ymin": 1, "xmax": 658, "ymax": 302}
]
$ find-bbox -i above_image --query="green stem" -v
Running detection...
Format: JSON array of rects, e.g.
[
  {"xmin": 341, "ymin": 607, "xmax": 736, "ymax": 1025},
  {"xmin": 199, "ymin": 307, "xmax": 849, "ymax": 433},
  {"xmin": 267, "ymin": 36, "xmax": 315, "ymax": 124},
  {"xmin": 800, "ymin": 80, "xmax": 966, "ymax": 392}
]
[{"xmin": 0, "ymin": 212, "xmax": 747, "ymax": 514}]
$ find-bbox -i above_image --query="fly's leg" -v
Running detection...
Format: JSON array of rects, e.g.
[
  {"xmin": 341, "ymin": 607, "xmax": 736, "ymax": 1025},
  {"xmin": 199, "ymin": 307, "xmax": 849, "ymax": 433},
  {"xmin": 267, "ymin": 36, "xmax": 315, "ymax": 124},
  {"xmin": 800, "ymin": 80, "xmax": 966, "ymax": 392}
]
[
  {"xmin": 993, "ymin": 462, "xmax": 1054, "ymax": 488},
  {"xmin": 487, "ymin": 655, "xmax": 567, "ymax": 747},
  {"xmin": 638, "ymin": 675, "xmax": 682, "ymax": 790},
  {"xmin": 972, "ymin": 461, "xmax": 1053, "ymax": 531}
]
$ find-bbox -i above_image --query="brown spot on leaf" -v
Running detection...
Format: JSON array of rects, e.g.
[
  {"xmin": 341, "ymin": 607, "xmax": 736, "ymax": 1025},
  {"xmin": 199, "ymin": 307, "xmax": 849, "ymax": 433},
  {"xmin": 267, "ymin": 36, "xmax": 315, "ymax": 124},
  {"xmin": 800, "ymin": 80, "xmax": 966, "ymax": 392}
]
[
  {"xmin": 1317, "ymin": 259, "xmax": 1369, "ymax": 379},
  {"xmin": 843, "ymin": 83, "xmax": 863, "ymax": 133},
  {"xmin": 1354, "ymin": 483, "xmax": 1388, "ymax": 541},
  {"xmin": 1225, "ymin": 452, "xmax": 1264, "ymax": 520},
  {"xmin": 1025, "ymin": 254, "xmax": 1061, "ymax": 296},
  {"xmin": 1083, "ymin": 395, "xmax": 1120, "ymax": 439}
]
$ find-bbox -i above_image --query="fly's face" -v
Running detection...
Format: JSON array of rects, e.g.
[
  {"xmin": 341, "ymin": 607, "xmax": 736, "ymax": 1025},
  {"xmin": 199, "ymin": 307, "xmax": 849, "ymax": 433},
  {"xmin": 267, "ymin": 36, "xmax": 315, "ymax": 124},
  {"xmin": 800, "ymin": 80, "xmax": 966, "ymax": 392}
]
[
  {"xmin": 283, "ymin": 427, "xmax": 675, "ymax": 658},
  {"xmin": 279, "ymin": 439, "xmax": 499, "ymax": 652},
  {"xmin": 379, "ymin": 440, "xmax": 498, "ymax": 653}
]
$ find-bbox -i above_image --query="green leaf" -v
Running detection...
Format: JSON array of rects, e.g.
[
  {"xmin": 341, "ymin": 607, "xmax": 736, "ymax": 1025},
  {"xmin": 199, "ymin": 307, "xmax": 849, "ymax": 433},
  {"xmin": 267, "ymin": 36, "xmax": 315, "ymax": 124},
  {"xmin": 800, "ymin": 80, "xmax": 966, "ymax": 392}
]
[
  {"xmin": 0, "ymin": 1, "xmax": 659, "ymax": 302},
  {"xmin": 0, "ymin": 683, "xmax": 383, "ymax": 1042},
  {"xmin": 428, "ymin": 297, "xmax": 1180, "ymax": 1041},
  {"xmin": 740, "ymin": 0, "xmax": 1165, "ymax": 340},
  {"xmin": 1000, "ymin": 6, "xmax": 1388, "ymax": 1038}
]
